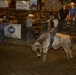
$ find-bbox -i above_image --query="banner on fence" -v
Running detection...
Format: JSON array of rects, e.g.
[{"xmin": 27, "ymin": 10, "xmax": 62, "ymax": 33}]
[
  {"xmin": 4, "ymin": 24, "xmax": 21, "ymax": 39},
  {"xmin": 16, "ymin": 1, "xmax": 30, "ymax": 10},
  {"xmin": 30, "ymin": 0, "xmax": 37, "ymax": 10},
  {"xmin": 0, "ymin": 0, "xmax": 9, "ymax": 7}
]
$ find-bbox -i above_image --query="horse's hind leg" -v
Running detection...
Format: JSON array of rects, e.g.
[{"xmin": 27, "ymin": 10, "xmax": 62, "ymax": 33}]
[
  {"xmin": 64, "ymin": 48, "xmax": 70, "ymax": 59},
  {"xmin": 68, "ymin": 48, "xmax": 73, "ymax": 58},
  {"xmin": 63, "ymin": 45, "xmax": 73, "ymax": 59}
]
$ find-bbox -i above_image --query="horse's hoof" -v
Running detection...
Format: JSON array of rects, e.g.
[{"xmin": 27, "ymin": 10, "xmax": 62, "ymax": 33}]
[
  {"xmin": 37, "ymin": 54, "xmax": 41, "ymax": 58},
  {"xmin": 37, "ymin": 55, "xmax": 41, "ymax": 58},
  {"xmin": 71, "ymin": 56, "xmax": 73, "ymax": 59}
]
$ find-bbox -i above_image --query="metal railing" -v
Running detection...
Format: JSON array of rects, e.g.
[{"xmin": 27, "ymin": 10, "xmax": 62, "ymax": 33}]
[
  {"xmin": 58, "ymin": 20, "xmax": 76, "ymax": 35},
  {"xmin": 39, "ymin": 20, "xmax": 76, "ymax": 36}
]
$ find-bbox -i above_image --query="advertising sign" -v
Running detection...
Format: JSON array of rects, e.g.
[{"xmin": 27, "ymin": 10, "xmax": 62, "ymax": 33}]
[
  {"xmin": 16, "ymin": 1, "xmax": 29, "ymax": 10},
  {"xmin": 30, "ymin": 0, "xmax": 37, "ymax": 10},
  {"xmin": 4, "ymin": 24, "xmax": 21, "ymax": 39},
  {"xmin": 0, "ymin": 0, "xmax": 9, "ymax": 7}
]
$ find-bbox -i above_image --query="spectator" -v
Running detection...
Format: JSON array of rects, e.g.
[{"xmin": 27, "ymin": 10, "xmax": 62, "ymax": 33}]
[
  {"xmin": 26, "ymin": 14, "xmax": 39, "ymax": 39},
  {"xmin": 69, "ymin": 2, "xmax": 76, "ymax": 24},
  {"xmin": 2, "ymin": 16, "xmax": 9, "ymax": 25},
  {"xmin": 0, "ymin": 16, "xmax": 9, "ymax": 45},
  {"xmin": 0, "ymin": 19, "xmax": 4, "ymax": 44},
  {"xmin": 58, "ymin": 5, "xmax": 69, "ymax": 29}
]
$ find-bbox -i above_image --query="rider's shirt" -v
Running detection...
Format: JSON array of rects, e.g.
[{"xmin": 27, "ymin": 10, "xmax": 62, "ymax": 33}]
[{"xmin": 47, "ymin": 18, "xmax": 58, "ymax": 29}]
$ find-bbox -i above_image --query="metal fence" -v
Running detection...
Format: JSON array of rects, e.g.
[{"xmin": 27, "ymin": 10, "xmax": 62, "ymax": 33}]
[{"xmin": 58, "ymin": 20, "xmax": 76, "ymax": 35}]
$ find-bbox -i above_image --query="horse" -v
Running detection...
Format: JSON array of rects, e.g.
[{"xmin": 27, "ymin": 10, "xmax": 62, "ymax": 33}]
[{"xmin": 32, "ymin": 31, "xmax": 73, "ymax": 62}]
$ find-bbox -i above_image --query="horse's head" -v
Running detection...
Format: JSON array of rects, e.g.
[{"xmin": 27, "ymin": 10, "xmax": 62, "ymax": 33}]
[{"xmin": 32, "ymin": 39, "xmax": 42, "ymax": 58}]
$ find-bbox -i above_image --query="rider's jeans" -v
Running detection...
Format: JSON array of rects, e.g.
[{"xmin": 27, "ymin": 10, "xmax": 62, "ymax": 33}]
[{"xmin": 49, "ymin": 28, "xmax": 58, "ymax": 48}]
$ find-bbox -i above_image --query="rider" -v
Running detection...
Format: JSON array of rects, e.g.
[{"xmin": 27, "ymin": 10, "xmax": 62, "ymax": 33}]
[{"xmin": 47, "ymin": 13, "xmax": 59, "ymax": 49}]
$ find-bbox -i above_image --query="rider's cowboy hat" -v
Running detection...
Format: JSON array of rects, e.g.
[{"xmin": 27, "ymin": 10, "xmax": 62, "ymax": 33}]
[
  {"xmin": 28, "ymin": 14, "xmax": 34, "ymax": 17},
  {"xmin": 49, "ymin": 12, "xmax": 56, "ymax": 18},
  {"xmin": 69, "ymin": 2, "xmax": 75, "ymax": 6}
]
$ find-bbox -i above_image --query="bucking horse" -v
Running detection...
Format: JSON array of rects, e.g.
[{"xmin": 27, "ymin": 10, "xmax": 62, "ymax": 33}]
[{"xmin": 32, "ymin": 31, "xmax": 73, "ymax": 62}]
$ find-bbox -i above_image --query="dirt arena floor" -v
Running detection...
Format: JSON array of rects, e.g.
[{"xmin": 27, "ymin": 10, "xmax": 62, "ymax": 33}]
[{"xmin": 0, "ymin": 38, "xmax": 76, "ymax": 75}]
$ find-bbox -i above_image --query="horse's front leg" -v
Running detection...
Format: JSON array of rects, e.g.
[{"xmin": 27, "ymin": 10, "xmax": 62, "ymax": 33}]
[{"xmin": 43, "ymin": 48, "xmax": 48, "ymax": 62}]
